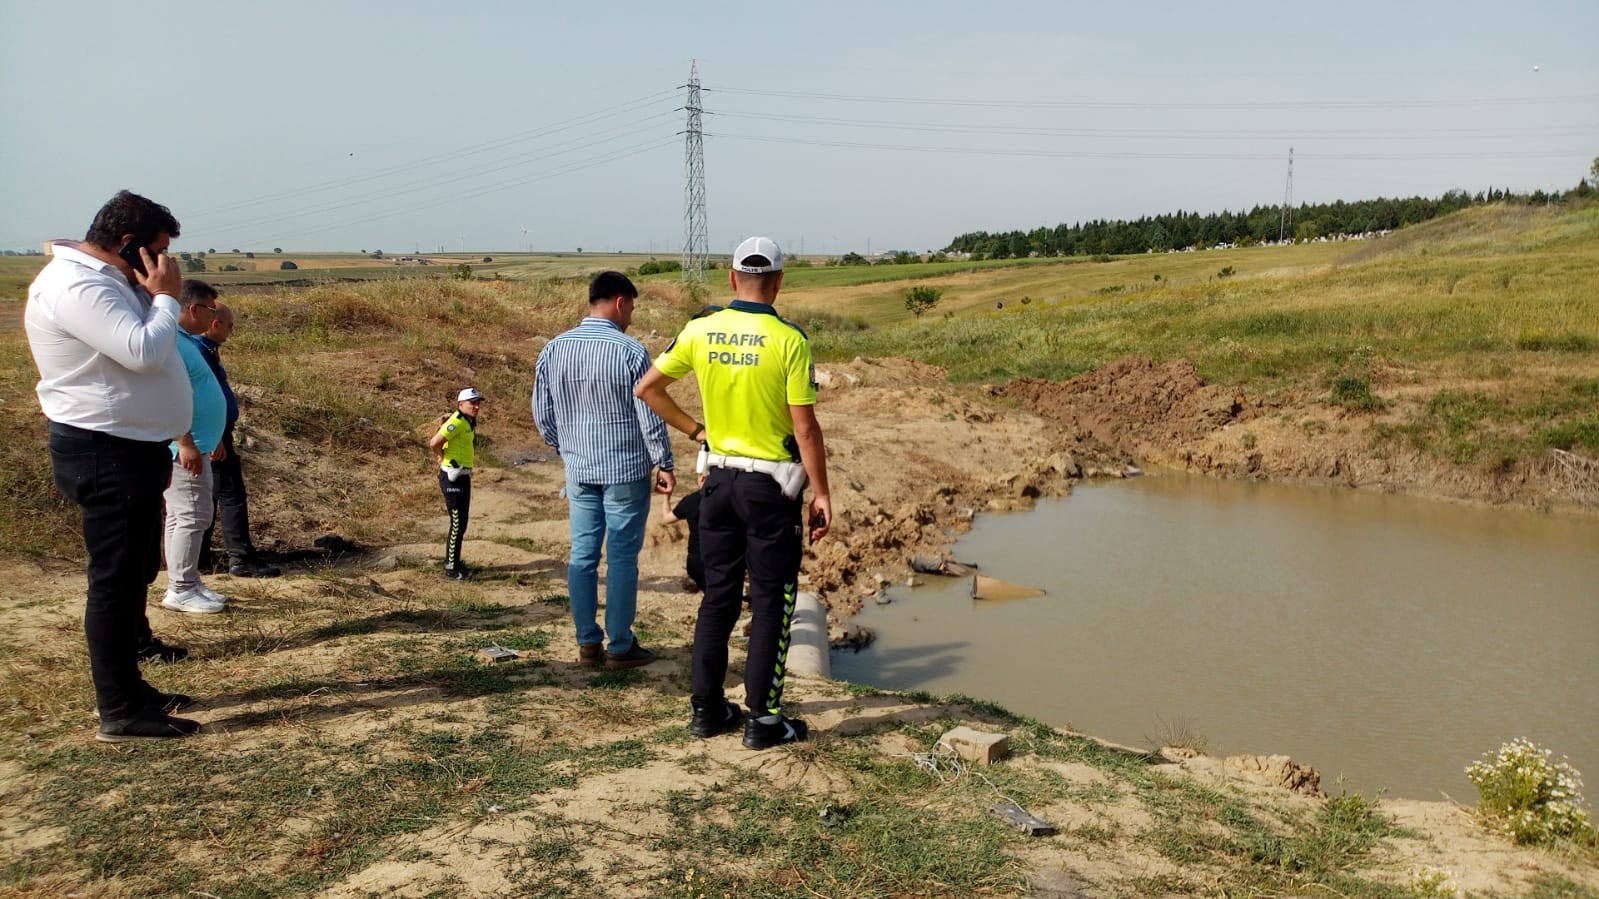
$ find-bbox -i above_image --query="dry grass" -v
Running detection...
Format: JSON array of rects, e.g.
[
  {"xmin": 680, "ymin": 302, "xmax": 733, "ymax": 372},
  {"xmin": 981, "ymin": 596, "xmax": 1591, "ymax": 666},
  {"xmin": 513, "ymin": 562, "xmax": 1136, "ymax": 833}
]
[{"xmin": 0, "ymin": 276, "xmax": 704, "ymax": 561}]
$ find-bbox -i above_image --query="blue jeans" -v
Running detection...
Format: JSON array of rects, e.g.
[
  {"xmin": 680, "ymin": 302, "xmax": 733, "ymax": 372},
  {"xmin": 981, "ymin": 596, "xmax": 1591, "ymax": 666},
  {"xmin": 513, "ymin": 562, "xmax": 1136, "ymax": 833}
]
[{"xmin": 566, "ymin": 477, "xmax": 651, "ymax": 653}]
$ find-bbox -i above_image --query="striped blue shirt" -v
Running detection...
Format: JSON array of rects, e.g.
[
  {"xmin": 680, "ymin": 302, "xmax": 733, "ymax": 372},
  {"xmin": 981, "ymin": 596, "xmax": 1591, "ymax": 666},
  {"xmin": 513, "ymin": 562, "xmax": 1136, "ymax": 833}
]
[{"xmin": 533, "ymin": 317, "xmax": 673, "ymax": 484}]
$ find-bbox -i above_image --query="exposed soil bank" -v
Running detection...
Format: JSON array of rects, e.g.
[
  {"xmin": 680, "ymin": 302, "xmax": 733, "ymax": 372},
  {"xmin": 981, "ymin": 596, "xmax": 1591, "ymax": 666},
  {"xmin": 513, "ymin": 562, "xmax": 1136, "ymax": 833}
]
[
  {"xmin": 228, "ymin": 351, "xmax": 1593, "ymax": 645},
  {"xmin": 1001, "ymin": 355, "xmax": 1597, "ymax": 513}
]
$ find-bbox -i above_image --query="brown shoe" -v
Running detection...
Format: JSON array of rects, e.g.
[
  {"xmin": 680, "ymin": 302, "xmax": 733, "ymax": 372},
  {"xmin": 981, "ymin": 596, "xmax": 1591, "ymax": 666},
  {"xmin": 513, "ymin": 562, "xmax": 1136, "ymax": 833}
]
[
  {"xmin": 604, "ymin": 639, "xmax": 655, "ymax": 670},
  {"xmin": 578, "ymin": 643, "xmax": 602, "ymax": 668}
]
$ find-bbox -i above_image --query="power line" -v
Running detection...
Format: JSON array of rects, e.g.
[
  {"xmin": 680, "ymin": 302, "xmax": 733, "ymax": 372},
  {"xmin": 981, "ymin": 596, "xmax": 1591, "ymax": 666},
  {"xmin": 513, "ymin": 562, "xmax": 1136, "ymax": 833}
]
[
  {"xmin": 200, "ymin": 111, "xmax": 679, "ymax": 240},
  {"xmin": 188, "ymin": 89, "xmax": 679, "ymax": 219},
  {"xmin": 706, "ymin": 131, "xmax": 1584, "ymax": 161},
  {"xmin": 709, "ymin": 85, "xmax": 1599, "ymax": 111},
  {"xmin": 230, "ymin": 136, "xmax": 678, "ymax": 247},
  {"xmin": 712, "ymin": 109, "xmax": 1599, "ymax": 141}
]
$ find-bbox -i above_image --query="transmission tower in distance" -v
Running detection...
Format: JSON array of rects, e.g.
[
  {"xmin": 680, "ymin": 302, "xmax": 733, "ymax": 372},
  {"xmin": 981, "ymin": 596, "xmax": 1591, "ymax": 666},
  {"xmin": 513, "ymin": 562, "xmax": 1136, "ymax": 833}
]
[
  {"xmin": 1278, "ymin": 147, "xmax": 1294, "ymax": 243},
  {"xmin": 681, "ymin": 60, "xmax": 708, "ymax": 282}
]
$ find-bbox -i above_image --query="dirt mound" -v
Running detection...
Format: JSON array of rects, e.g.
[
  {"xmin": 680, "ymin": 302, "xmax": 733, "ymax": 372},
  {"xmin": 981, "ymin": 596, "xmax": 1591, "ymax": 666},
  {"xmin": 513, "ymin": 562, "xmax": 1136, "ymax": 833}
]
[{"xmin": 1002, "ymin": 356, "xmax": 1247, "ymax": 452}]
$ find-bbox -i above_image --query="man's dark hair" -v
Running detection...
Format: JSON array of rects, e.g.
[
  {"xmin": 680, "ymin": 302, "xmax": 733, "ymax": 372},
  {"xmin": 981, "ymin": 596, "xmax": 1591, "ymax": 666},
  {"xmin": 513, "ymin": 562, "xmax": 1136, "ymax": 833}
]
[
  {"xmin": 83, "ymin": 190, "xmax": 180, "ymax": 250},
  {"xmin": 588, "ymin": 270, "xmax": 638, "ymax": 302},
  {"xmin": 180, "ymin": 279, "xmax": 218, "ymax": 307}
]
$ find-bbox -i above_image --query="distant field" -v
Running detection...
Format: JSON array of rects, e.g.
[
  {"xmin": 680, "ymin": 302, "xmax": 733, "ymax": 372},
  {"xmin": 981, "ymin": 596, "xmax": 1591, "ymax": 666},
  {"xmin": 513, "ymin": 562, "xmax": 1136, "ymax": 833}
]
[
  {"xmin": 0, "ymin": 251, "xmax": 668, "ymax": 297},
  {"xmin": 779, "ymin": 241, "xmax": 1355, "ymax": 326},
  {"xmin": 809, "ymin": 203, "xmax": 1599, "ymax": 385},
  {"xmin": 3, "ymin": 241, "xmax": 1366, "ymax": 305},
  {"xmin": 802, "ymin": 202, "xmax": 1599, "ymax": 467}
]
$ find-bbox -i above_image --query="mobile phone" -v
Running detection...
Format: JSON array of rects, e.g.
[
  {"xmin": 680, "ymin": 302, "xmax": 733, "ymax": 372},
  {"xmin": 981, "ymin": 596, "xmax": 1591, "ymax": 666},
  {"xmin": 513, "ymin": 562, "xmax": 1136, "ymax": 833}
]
[
  {"xmin": 808, "ymin": 509, "xmax": 826, "ymax": 544},
  {"xmin": 118, "ymin": 239, "xmax": 150, "ymax": 276}
]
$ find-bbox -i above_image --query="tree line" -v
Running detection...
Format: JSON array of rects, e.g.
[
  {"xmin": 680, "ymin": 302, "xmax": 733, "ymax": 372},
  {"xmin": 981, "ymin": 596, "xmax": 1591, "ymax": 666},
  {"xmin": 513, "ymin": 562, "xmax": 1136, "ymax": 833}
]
[{"xmin": 944, "ymin": 181, "xmax": 1594, "ymax": 260}]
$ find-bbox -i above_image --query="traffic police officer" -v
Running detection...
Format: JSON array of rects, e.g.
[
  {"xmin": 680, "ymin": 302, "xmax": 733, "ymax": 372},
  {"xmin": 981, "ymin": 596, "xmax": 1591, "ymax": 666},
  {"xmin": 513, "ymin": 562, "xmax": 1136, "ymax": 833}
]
[
  {"xmin": 636, "ymin": 236, "xmax": 832, "ymax": 749},
  {"xmin": 429, "ymin": 387, "xmax": 484, "ymax": 579}
]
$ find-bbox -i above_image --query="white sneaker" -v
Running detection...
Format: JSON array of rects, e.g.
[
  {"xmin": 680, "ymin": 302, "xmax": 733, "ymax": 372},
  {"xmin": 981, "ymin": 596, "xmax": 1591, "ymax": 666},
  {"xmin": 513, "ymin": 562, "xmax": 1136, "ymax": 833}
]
[
  {"xmin": 195, "ymin": 583, "xmax": 229, "ymax": 605},
  {"xmin": 161, "ymin": 588, "xmax": 224, "ymax": 614}
]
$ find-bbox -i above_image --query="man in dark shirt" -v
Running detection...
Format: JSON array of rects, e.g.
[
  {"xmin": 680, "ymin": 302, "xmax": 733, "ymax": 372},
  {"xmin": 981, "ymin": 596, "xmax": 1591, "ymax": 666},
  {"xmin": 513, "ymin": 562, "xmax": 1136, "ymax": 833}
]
[
  {"xmin": 660, "ymin": 481, "xmax": 705, "ymax": 591},
  {"xmin": 195, "ymin": 300, "xmax": 280, "ymax": 578}
]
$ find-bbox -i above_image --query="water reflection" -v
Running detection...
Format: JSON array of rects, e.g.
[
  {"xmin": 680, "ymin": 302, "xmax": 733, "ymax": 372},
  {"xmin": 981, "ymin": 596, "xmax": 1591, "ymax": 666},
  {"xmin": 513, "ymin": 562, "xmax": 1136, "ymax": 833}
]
[{"xmin": 833, "ymin": 472, "xmax": 1599, "ymax": 799}]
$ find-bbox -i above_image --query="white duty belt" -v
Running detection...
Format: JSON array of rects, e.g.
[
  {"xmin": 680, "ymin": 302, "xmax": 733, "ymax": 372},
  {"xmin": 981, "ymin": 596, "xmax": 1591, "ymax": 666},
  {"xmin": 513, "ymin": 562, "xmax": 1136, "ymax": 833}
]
[{"xmin": 698, "ymin": 447, "xmax": 808, "ymax": 500}]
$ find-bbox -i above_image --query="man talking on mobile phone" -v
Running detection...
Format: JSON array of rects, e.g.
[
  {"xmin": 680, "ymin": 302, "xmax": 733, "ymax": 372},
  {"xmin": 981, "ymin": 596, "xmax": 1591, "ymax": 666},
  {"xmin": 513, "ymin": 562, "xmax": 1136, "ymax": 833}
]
[
  {"xmin": 635, "ymin": 236, "xmax": 831, "ymax": 750},
  {"xmin": 24, "ymin": 190, "xmax": 201, "ymax": 742}
]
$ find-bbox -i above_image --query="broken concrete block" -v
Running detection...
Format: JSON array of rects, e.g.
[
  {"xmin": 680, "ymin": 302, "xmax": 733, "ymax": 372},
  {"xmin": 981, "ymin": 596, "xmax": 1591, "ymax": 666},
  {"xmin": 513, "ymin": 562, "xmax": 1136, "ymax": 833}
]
[
  {"xmin": 476, "ymin": 646, "xmax": 522, "ymax": 664},
  {"xmin": 938, "ymin": 726, "xmax": 1010, "ymax": 766}
]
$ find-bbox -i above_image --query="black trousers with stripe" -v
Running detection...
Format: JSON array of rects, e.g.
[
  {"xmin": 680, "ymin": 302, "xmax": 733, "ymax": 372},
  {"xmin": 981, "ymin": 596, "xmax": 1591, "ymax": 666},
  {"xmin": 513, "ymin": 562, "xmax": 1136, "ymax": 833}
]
[
  {"xmin": 690, "ymin": 468, "xmax": 803, "ymax": 716},
  {"xmin": 439, "ymin": 470, "xmax": 471, "ymax": 570}
]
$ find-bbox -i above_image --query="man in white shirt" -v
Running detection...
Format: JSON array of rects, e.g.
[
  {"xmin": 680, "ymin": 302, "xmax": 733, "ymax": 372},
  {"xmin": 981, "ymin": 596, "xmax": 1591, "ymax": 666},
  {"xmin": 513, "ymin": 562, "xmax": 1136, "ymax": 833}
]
[{"xmin": 24, "ymin": 191, "xmax": 202, "ymax": 742}]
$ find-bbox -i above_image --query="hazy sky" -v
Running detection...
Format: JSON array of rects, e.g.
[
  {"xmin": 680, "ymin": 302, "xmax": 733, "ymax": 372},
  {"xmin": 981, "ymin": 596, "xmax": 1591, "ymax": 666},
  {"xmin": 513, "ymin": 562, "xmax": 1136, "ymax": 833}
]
[{"xmin": 3, "ymin": 1, "xmax": 1595, "ymax": 255}]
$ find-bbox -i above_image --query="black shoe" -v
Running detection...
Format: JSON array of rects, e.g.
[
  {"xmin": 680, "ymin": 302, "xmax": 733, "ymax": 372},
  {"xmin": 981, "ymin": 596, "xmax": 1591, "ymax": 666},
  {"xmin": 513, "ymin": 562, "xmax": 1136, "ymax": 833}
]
[
  {"xmin": 443, "ymin": 565, "xmax": 470, "ymax": 581},
  {"xmin": 688, "ymin": 700, "xmax": 746, "ymax": 738},
  {"xmin": 95, "ymin": 690, "xmax": 194, "ymax": 718},
  {"xmin": 603, "ymin": 638, "xmax": 656, "ymax": 670},
  {"xmin": 94, "ymin": 688, "xmax": 195, "ymax": 719},
  {"xmin": 150, "ymin": 690, "xmax": 195, "ymax": 714},
  {"xmin": 229, "ymin": 559, "xmax": 281, "ymax": 578},
  {"xmin": 96, "ymin": 708, "xmax": 201, "ymax": 743},
  {"xmin": 742, "ymin": 715, "xmax": 809, "ymax": 750},
  {"xmin": 136, "ymin": 638, "xmax": 190, "ymax": 664}
]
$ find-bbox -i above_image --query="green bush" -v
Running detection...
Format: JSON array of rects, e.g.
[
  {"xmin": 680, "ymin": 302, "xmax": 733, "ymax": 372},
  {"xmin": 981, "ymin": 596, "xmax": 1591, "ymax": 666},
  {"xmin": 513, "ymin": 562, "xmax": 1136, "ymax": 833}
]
[
  {"xmin": 1466, "ymin": 738, "xmax": 1596, "ymax": 846},
  {"xmin": 638, "ymin": 259, "xmax": 683, "ymax": 276},
  {"xmin": 903, "ymin": 285, "xmax": 942, "ymax": 317},
  {"xmin": 1329, "ymin": 375, "xmax": 1385, "ymax": 412},
  {"xmin": 791, "ymin": 309, "xmax": 868, "ymax": 333}
]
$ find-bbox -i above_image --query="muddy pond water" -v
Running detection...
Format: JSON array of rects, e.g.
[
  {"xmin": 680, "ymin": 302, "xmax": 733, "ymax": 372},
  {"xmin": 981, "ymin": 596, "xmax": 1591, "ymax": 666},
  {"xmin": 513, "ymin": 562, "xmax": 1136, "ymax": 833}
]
[{"xmin": 831, "ymin": 472, "xmax": 1599, "ymax": 800}]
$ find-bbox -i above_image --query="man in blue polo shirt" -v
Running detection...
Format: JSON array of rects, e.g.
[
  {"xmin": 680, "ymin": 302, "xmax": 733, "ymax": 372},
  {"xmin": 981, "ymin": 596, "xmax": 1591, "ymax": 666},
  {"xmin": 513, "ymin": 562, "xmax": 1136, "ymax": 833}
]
[{"xmin": 162, "ymin": 280, "xmax": 229, "ymax": 614}]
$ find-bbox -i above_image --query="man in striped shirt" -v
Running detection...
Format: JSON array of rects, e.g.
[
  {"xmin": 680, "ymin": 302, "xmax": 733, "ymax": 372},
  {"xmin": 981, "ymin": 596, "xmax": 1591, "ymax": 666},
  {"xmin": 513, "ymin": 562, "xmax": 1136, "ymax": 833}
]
[{"xmin": 533, "ymin": 271, "xmax": 675, "ymax": 670}]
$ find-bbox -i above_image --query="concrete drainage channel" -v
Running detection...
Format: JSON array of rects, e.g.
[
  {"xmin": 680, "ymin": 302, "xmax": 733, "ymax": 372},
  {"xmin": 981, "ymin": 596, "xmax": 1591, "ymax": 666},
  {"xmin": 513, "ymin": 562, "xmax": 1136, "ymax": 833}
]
[{"xmin": 786, "ymin": 592, "xmax": 831, "ymax": 679}]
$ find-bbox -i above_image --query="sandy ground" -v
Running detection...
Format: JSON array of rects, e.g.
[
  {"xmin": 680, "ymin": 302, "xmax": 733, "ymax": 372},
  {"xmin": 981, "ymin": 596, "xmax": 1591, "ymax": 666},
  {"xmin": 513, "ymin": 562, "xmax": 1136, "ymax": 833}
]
[{"xmin": 4, "ymin": 353, "xmax": 1595, "ymax": 896}]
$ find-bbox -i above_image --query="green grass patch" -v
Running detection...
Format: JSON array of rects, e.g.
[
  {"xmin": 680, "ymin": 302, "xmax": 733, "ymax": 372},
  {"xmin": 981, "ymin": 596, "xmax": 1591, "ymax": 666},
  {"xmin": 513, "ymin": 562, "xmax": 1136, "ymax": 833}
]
[{"xmin": 17, "ymin": 722, "xmax": 654, "ymax": 895}]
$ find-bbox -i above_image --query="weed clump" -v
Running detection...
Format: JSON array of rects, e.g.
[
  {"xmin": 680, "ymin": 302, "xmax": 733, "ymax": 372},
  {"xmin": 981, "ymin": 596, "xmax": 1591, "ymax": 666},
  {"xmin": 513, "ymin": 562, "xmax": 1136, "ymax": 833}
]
[
  {"xmin": 1466, "ymin": 738, "xmax": 1597, "ymax": 846},
  {"xmin": 788, "ymin": 308, "xmax": 868, "ymax": 333},
  {"xmin": 1329, "ymin": 375, "xmax": 1385, "ymax": 412}
]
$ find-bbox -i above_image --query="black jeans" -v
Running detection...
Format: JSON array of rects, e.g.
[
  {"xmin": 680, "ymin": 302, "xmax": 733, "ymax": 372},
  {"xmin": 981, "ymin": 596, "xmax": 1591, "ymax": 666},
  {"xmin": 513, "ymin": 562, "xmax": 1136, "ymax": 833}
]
[
  {"xmin": 691, "ymin": 468, "xmax": 803, "ymax": 717},
  {"xmin": 203, "ymin": 428, "xmax": 255, "ymax": 566},
  {"xmin": 48, "ymin": 422, "xmax": 170, "ymax": 720},
  {"xmin": 439, "ymin": 470, "xmax": 472, "ymax": 570}
]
